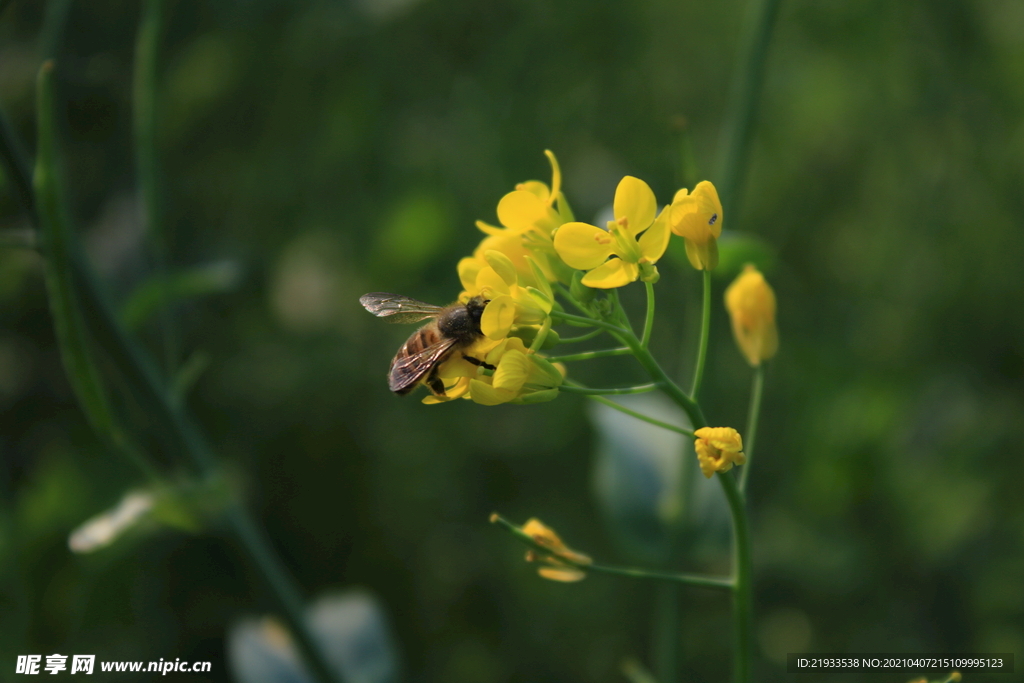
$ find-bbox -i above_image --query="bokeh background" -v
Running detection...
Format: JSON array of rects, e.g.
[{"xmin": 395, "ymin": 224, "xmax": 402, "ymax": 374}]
[{"xmin": 1, "ymin": 0, "xmax": 1022, "ymax": 681}]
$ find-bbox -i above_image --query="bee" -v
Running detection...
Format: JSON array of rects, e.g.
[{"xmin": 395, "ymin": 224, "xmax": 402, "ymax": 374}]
[{"xmin": 359, "ymin": 292, "xmax": 494, "ymax": 396}]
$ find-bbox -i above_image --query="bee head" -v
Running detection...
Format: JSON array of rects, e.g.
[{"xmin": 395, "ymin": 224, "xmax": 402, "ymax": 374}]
[{"xmin": 464, "ymin": 296, "xmax": 489, "ymax": 325}]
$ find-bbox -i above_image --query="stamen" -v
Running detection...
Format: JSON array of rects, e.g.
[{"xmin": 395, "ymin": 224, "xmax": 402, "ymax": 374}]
[{"xmin": 593, "ymin": 234, "xmax": 612, "ymax": 245}]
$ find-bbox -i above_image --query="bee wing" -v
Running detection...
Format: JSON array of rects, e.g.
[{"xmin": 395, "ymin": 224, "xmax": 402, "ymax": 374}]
[
  {"xmin": 360, "ymin": 292, "xmax": 444, "ymax": 324},
  {"xmin": 389, "ymin": 336, "xmax": 459, "ymax": 394}
]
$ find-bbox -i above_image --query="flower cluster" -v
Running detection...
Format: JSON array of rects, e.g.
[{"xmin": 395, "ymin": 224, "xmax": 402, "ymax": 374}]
[{"xmin": 414, "ymin": 150, "xmax": 744, "ymax": 406}]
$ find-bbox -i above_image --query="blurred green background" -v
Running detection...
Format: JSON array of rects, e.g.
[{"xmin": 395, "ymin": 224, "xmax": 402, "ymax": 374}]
[{"xmin": 1, "ymin": 0, "xmax": 1022, "ymax": 681}]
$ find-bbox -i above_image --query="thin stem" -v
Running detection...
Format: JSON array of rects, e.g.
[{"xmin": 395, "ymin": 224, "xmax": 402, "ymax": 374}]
[
  {"xmin": 490, "ymin": 514, "xmax": 732, "ymax": 590},
  {"xmin": 2, "ymin": 70, "xmax": 344, "ymax": 683},
  {"xmin": 583, "ymin": 393, "xmax": 694, "ymax": 437},
  {"xmin": 556, "ymin": 328, "xmax": 604, "ymax": 344},
  {"xmin": 718, "ymin": 473, "xmax": 752, "ymax": 683},
  {"xmin": 738, "ymin": 364, "xmax": 764, "ymax": 493},
  {"xmin": 641, "ymin": 280, "xmax": 655, "ymax": 349},
  {"xmin": 559, "ymin": 383, "xmax": 659, "ymax": 396},
  {"xmin": 587, "ymin": 563, "xmax": 733, "ymax": 590},
  {"xmin": 554, "ymin": 283, "xmax": 594, "ymax": 317},
  {"xmin": 134, "ymin": 0, "xmax": 177, "ymax": 376},
  {"xmin": 608, "ymin": 326, "xmax": 707, "ymax": 430},
  {"xmin": 546, "ymin": 347, "xmax": 631, "ymax": 363},
  {"xmin": 528, "ymin": 315, "xmax": 552, "ymax": 353},
  {"xmin": 716, "ymin": 0, "xmax": 783, "ymax": 219},
  {"xmin": 690, "ymin": 269, "xmax": 712, "ymax": 400},
  {"xmin": 609, "ymin": 288, "xmax": 634, "ymax": 334},
  {"xmin": 550, "ymin": 309, "xmax": 627, "ymax": 336}
]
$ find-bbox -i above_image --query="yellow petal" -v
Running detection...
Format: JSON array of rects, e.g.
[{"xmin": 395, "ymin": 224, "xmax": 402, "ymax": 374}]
[
  {"xmin": 538, "ymin": 566, "xmax": 587, "ymax": 582},
  {"xmin": 683, "ymin": 236, "xmax": 719, "ymax": 271},
  {"xmin": 458, "ymin": 257, "xmax": 484, "ymax": 294},
  {"xmin": 553, "ymin": 222, "xmax": 615, "ymax": 270},
  {"xmin": 580, "ymin": 258, "xmax": 638, "ymax": 289},
  {"xmin": 481, "ymin": 295, "xmax": 516, "ymax": 340},
  {"xmin": 497, "ymin": 190, "xmax": 557, "ymax": 233},
  {"xmin": 484, "ymin": 250, "xmax": 519, "ymax": 287},
  {"xmin": 671, "ymin": 181, "xmax": 722, "ymax": 241},
  {"xmin": 515, "ymin": 180, "xmax": 551, "ymax": 202},
  {"xmin": 613, "ymin": 176, "xmax": 657, "ymax": 237},
  {"xmin": 544, "ymin": 149, "xmax": 561, "ymax": 205},
  {"xmin": 637, "ymin": 206, "xmax": 671, "ymax": 263},
  {"xmin": 475, "ymin": 220, "xmax": 504, "ymax": 236},
  {"xmin": 468, "ymin": 378, "xmax": 515, "ymax": 406},
  {"xmin": 476, "ymin": 266, "xmax": 511, "ymax": 298},
  {"xmin": 492, "ymin": 349, "xmax": 530, "ymax": 392}
]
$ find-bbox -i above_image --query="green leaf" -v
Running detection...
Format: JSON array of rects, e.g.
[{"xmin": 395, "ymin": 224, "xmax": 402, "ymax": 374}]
[{"xmin": 120, "ymin": 261, "xmax": 242, "ymax": 331}]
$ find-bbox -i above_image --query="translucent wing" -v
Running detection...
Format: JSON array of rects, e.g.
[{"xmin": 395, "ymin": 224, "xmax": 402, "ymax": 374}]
[
  {"xmin": 360, "ymin": 292, "xmax": 444, "ymax": 324},
  {"xmin": 389, "ymin": 337, "xmax": 458, "ymax": 394}
]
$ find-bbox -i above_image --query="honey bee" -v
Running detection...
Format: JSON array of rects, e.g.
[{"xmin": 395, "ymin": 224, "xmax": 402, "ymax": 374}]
[{"xmin": 359, "ymin": 292, "xmax": 494, "ymax": 396}]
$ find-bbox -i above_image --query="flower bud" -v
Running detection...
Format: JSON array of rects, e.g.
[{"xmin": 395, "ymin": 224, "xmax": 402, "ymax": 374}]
[
  {"xmin": 693, "ymin": 427, "xmax": 745, "ymax": 478},
  {"xmin": 724, "ymin": 264, "xmax": 778, "ymax": 367}
]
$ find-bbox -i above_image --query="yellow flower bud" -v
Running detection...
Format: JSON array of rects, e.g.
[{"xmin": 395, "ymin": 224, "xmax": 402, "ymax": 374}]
[
  {"xmin": 693, "ymin": 427, "xmax": 746, "ymax": 478},
  {"xmin": 669, "ymin": 181, "xmax": 722, "ymax": 271},
  {"xmin": 724, "ymin": 264, "xmax": 778, "ymax": 367}
]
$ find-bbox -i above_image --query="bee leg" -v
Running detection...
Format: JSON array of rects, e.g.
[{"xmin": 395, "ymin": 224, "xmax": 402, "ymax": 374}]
[
  {"xmin": 427, "ymin": 374, "xmax": 447, "ymax": 396},
  {"xmin": 462, "ymin": 354, "xmax": 497, "ymax": 371}
]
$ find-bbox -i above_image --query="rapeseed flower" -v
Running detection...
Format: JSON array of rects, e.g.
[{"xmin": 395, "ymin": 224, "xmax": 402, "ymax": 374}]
[
  {"xmin": 459, "ymin": 250, "xmax": 552, "ymax": 341},
  {"xmin": 552, "ymin": 176, "xmax": 670, "ymax": 288},
  {"xmin": 471, "ymin": 150, "xmax": 573, "ymax": 283},
  {"xmin": 670, "ymin": 181, "xmax": 723, "ymax": 271},
  {"xmin": 724, "ymin": 264, "xmax": 778, "ymax": 367},
  {"xmin": 694, "ymin": 426, "xmax": 745, "ymax": 478},
  {"xmin": 424, "ymin": 337, "xmax": 563, "ymax": 406}
]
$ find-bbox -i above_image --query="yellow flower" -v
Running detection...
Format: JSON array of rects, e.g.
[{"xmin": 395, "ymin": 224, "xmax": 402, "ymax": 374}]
[
  {"xmin": 693, "ymin": 427, "xmax": 746, "ymax": 478},
  {"xmin": 423, "ymin": 336, "xmax": 563, "ymax": 406},
  {"xmin": 552, "ymin": 176, "xmax": 670, "ymax": 288},
  {"xmin": 473, "ymin": 150, "xmax": 572, "ymax": 282},
  {"xmin": 459, "ymin": 250, "xmax": 552, "ymax": 341},
  {"xmin": 670, "ymin": 180, "xmax": 722, "ymax": 271},
  {"xmin": 724, "ymin": 264, "xmax": 778, "ymax": 367},
  {"xmin": 518, "ymin": 517, "xmax": 592, "ymax": 582}
]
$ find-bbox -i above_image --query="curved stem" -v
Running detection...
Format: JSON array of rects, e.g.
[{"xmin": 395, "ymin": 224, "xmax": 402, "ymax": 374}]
[
  {"xmin": 641, "ymin": 280, "xmax": 656, "ymax": 349},
  {"xmin": 691, "ymin": 269, "xmax": 712, "ymax": 400},
  {"xmin": 550, "ymin": 309, "xmax": 627, "ymax": 335},
  {"xmin": 528, "ymin": 315, "xmax": 552, "ymax": 353},
  {"xmin": 738, "ymin": 364, "xmax": 764, "ymax": 493},
  {"xmin": 559, "ymin": 382, "xmax": 659, "ymax": 396},
  {"xmin": 10, "ymin": 65, "xmax": 344, "ymax": 683},
  {"xmin": 610, "ymin": 327, "xmax": 707, "ymax": 430},
  {"xmin": 546, "ymin": 347, "xmax": 631, "ymax": 363},
  {"xmin": 557, "ymin": 328, "xmax": 604, "ymax": 344},
  {"xmin": 718, "ymin": 473, "xmax": 752, "ymax": 683},
  {"xmin": 583, "ymin": 394, "xmax": 694, "ymax": 437}
]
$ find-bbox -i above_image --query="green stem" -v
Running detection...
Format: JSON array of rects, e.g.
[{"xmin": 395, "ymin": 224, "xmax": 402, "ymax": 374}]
[
  {"xmin": 559, "ymin": 383, "xmax": 659, "ymax": 396},
  {"xmin": 528, "ymin": 315, "xmax": 552, "ymax": 353},
  {"xmin": 641, "ymin": 280, "xmax": 656, "ymax": 349},
  {"xmin": 716, "ymin": 0, "xmax": 783, "ymax": 218},
  {"xmin": 738, "ymin": 364, "xmax": 764, "ymax": 493},
  {"xmin": 691, "ymin": 269, "xmax": 712, "ymax": 400},
  {"xmin": 609, "ymin": 288, "xmax": 635, "ymax": 333},
  {"xmin": 718, "ymin": 473, "xmax": 752, "ymax": 683},
  {"xmin": 133, "ymin": 0, "xmax": 177, "ymax": 376},
  {"xmin": 555, "ymin": 328, "xmax": 604, "ymax": 344},
  {"xmin": 490, "ymin": 515, "xmax": 731, "ymax": 590},
  {"xmin": 583, "ymin": 394, "xmax": 694, "ymax": 437},
  {"xmin": 545, "ymin": 347, "xmax": 631, "ymax": 362},
  {"xmin": 550, "ymin": 309, "xmax": 627, "ymax": 335},
  {"xmin": 10, "ymin": 63, "xmax": 344, "ymax": 683},
  {"xmin": 610, "ymin": 327, "xmax": 707, "ymax": 430}
]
